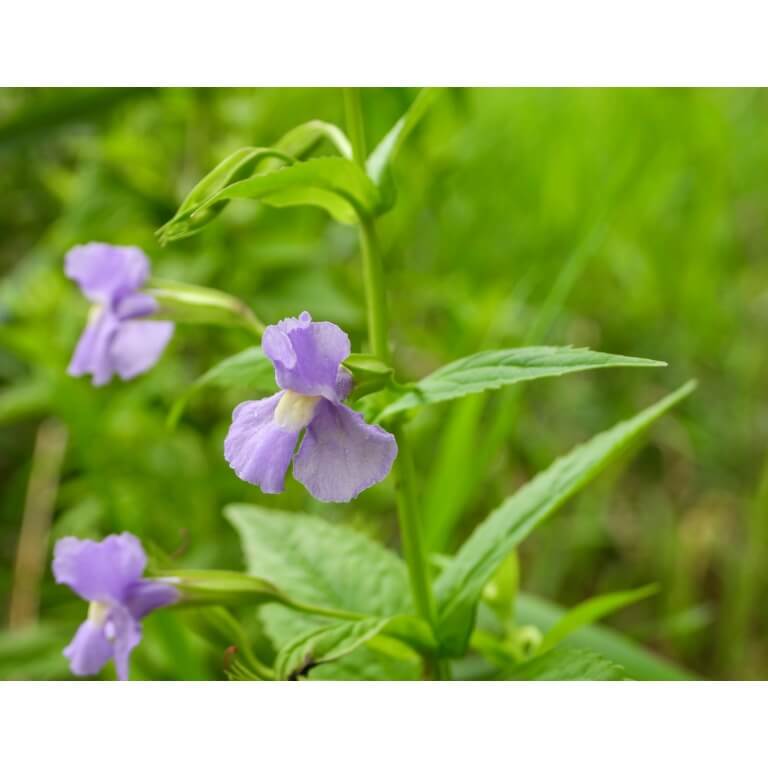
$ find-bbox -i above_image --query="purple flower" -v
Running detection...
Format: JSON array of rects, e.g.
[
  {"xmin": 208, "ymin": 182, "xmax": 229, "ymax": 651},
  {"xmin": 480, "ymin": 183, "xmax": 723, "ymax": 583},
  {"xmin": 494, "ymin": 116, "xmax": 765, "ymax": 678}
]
[
  {"xmin": 66, "ymin": 243, "xmax": 174, "ymax": 386},
  {"xmin": 224, "ymin": 311, "xmax": 398, "ymax": 502},
  {"xmin": 53, "ymin": 533, "xmax": 178, "ymax": 680}
]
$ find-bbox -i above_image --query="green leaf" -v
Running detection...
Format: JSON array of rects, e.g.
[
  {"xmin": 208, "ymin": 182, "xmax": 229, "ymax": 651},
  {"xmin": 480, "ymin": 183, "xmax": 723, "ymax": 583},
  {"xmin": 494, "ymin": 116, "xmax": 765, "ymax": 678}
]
[
  {"xmin": 212, "ymin": 156, "xmax": 379, "ymax": 222},
  {"xmin": 186, "ymin": 346, "xmax": 274, "ymax": 390},
  {"xmin": 506, "ymin": 648, "xmax": 629, "ymax": 681},
  {"xmin": 515, "ymin": 592, "xmax": 694, "ymax": 680},
  {"xmin": 273, "ymin": 120, "xmax": 353, "ymax": 160},
  {"xmin": 343, "ymin": 353, "xmax": 393, "ymax": 378},
  {"xmin": 168, "ymin": 347, "xmax": 275, "ymax": 427},
  {"xmin": 377, "ymin": 347, "xmax": 667, "ymax": 420},
  {"xmin": 157, "ymin": 122, "xmax": 355, "ymax": 243},
  {"xmin": 343, "ymin": 352, "xmax": 395, "ymax": 397},
  {"xmin": 275, "ymin": 617, "xmax": 389, "ymax": 680},
  {"xmin": 260, "ymin": 606, "xmax": 420, "ymax": 681},
  {"xmin": 273, "ymin": 613, "xmax": 434, "ymax": 681},
  {"xmin": 434, "ymin": 381, "xmax": 696, "ymax": 655},
  {"xmin": 147, "ymin": 278, "xmax": 263, "ymax": 334},
  {"xmin": 225, "ymin": 505, "xmax": 422, "ymax": 679},
  {"xmin": 367, "ymin": 88, "xmax": 441, "ymax": 185},
  {"xmin": 225, "ymin": 504, "xmax": 411, "ymax": 616},
  {"xmin": 175, "ymin": 147, "xmax": 294, "ymax": 217},
  {"xmin": 160, "ymin": 157, "xmax": 381, "ymax": 242},
  {"xmin": 156, "ymin": 146, "xmax": 295, "ymax": 243},
  {"xmin": 538, "ymin": 584, "xmax": 658, "ymax": 654}
]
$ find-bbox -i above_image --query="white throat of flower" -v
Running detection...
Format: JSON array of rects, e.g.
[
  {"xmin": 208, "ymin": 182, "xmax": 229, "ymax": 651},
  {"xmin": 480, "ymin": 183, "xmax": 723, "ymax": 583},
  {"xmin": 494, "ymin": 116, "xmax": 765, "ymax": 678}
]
[
  {"xmin": 88, "ymin": 600, "xmax": 117, "ymax": 642},
  {"xmin": 87, "ymin": 303, "xmax": 104, "ymax": 325},
  {"xmin": 87, "ymin": 600, "xmax": 110, "ymax": 627},
  {"xmin": 274, "ymin": 390, "xmax": 321, "ymax": 431}
]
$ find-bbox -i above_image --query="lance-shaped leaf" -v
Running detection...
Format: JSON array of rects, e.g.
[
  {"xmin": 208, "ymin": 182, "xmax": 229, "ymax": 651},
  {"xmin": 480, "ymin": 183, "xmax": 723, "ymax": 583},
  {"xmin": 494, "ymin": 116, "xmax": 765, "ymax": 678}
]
[
  {"xmin": 537, "ymin": 584, "xmax": 658, "ymax": 655},
  {"xmin": 147, "ymin": 278, "xmax": 263, "ymax": 334},
  {"xmin": 162, "ymin": 157, "xmax": 381, "ymax": 242},
  {"xmin": 206, "ymin": 156, "xmax": 379, "ymax": 221},
  {"xmin": 157, "ymin": 146, "xmax": 295, "ymax": 243},
  {"xmin": 343, "ymin": 352, "xmax": 393, "ymax": 380},
  {"xmin": 158, "ymin": 121, "xmax": 356, "ymax": 243},
  {"xmin": 367, "ymin": 88, "xmax": 442, "ymax": 185},
  {"xmin": 435, "ymin": 381, "xmax": 696, "ymax": 655},
  {"xmin": 168, "ymin": 346, "xmax": 275, "ymax": 427},
  {"xmin": 505, "ymin": 648, "xmax": 629, "ymax": 681},
  {"xmin": 273, "ymin": 120, "xmax": 353, "ymax": 160},
  {"xmin": 377, "ymin": 347, "xmax": 667, "ymax": 420}
]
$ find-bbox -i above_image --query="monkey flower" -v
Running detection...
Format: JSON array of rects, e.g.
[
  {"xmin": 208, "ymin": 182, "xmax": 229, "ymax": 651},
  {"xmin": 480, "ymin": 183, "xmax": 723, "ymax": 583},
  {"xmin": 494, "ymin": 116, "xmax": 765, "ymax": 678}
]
[
  {"xmin": 66, "ymin": 243, "xmax": 173, "ymax": 386},
  {"xmin": 53, "ymin": 533, "xmax": 178, "ymax": 680},
  {"xmin": 224, "ymin": 311, "xmax": 397, "ymax": 503}
]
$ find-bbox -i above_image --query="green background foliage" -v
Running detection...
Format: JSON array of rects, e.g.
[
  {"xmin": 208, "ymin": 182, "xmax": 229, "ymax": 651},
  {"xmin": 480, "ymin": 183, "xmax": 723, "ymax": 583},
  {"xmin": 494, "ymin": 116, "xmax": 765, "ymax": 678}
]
[{"xmin": 1, "ymin": 88, "xmax": 766, "ymax": 679}]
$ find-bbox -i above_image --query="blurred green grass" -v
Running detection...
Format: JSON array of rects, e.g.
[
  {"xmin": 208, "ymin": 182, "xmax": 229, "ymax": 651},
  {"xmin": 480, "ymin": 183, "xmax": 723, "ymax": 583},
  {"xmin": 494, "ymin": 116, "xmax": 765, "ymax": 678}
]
[{"xmin": 1, "ymin": 87, "xmax": 766, "ymax": 679}]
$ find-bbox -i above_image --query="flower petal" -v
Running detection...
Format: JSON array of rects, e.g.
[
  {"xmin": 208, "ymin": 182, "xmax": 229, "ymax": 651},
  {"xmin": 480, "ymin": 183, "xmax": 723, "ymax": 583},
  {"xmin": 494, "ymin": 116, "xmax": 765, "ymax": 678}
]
[
  {"xmin": 293, "ymin": 400, "xmax": 398, "ymax": 502},
  {"xmin": 335, "ymin": 367, "xmax": 354, "ymax": 400},
  {"xmin": 263, "ymin": 311, "xmax": 350, "ymax": 400},
  {"xmin": 63, "ymin": 620, "xmax": 114, "ymax": 677},
  {"xmin": 224, "ymin": 393, "xmax": 300, "ymax": 493},
  {"xmin": 53, "ymin": 533, "xmax": 147, "ymax": 602},
  {"xmin": 68, "ymin": 310, "xmax": 120, "ymax": 386},
  {"xmin": 261, "ymin": 326, "xmax": 297, "ymax": 369},
  {"xmin": 125, "ymin": 580, "xmax": 179, "ymax": 619},
  {"xmin": 107, "ymin": 603, "xmax": 142, "ymax": 681},
  {"xmin": 110, "ymin": 319, "xmax": 174, "ymax": 381},
  {"xmin": 65, "ymin": 243, "xmax": 149, "ymax": 307},
  {"xmin": 115, "ymin": 291, "xmax": 158, "ymax": 321}
]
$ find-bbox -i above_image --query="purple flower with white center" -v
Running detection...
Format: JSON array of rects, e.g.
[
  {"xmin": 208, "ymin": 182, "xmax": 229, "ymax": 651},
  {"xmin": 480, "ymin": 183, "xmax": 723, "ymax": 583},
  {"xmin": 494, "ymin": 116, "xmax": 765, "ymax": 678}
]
[
  {"xmin": 65, "ymin": 243, "xmax": 174, "ymax": 386},
  {"xmin": 224, "ymin": 311, "xmax": 398, "ymax": 503},
  {"xmin": 52, "ymin": 533, "xmax": 178, "ymax": 680}
]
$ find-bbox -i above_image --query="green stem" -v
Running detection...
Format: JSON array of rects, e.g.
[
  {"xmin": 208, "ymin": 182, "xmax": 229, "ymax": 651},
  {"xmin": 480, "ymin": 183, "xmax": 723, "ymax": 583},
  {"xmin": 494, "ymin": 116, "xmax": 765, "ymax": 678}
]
[
  {"xmin": 343, "ymin": 89, "xmax": 389, "ymax": 361},
  {"xmin": 343, "ymin": 88, "xmax": 448, "ymax": 679},
  {"xmin": 343, "ymin": 88, "xmax": 368, "ymax": 168},
  {"xmin": 358, "ymin": 216, "xmax": 390, "ymax": 362}
]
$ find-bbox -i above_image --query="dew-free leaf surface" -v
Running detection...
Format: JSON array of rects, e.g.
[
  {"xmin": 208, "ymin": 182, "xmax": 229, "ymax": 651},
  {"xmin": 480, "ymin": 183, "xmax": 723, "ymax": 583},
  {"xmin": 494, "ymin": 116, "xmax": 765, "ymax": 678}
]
[
  {"xmin": 435, "ymin": 381, "xmax": 696, "ymax": 655},
  {"xmin": 378, "ymin": 347, "xmax": 666, "ymax": 419},
  {"xmin": 505, "ymin": 647, "xmax": 628, "ymax": 681}
]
